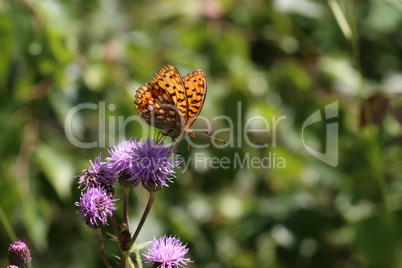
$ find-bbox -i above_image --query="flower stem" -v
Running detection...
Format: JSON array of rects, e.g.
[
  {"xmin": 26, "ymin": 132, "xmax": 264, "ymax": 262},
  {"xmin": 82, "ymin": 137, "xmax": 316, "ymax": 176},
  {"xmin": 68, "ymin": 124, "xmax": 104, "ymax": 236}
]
[
  {"xmin": 121, "ymin": 250, "xmax": 129, "ymax": 268},
  {"xmin": 129, "ymin": 191, "xmax": 157, "ymax": 249},
  {"xmin": 129, "ymin": 256, "xmax": 136, "ymax": 268},
  {"xmin": 123, "ymin": 188, "xmax": 130, "ymax": 231},
  {"xmin": 111, "ymin": 214, "xmax": 121, "ymax": 244},
  {"xmin": 96, "ymin": 229, "xmax": 112, "ymax": 268},
  {"xmin": 120, "ymin": 248, "xmax": 136, "ymax": 268}
]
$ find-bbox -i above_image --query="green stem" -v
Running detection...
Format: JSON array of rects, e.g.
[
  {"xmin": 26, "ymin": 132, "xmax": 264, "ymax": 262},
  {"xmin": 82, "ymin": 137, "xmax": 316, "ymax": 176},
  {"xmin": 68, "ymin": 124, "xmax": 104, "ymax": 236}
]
[
  {"xmin": 129, "ymin": 191, "xmax": 157, "ymax": 249},
  {"xmin": 121, "ymin": 191, "xmax": 156, "ymax": 267},
  {"xmin": 123, "ymin": 188, "xmax": 130, "ymax": 231},
  {"xmin": 129, "ymin": 256, "xmax": 136, "ymax": 268},
  {"xmin": 0, "ymin": 206, "xmax": 17, "ymax": 242},
  {"xmin": 111, "ymin": 214, "xmax": 121, "ymax": 244},
  {"xmin": 96, "ymin": 229, "xmax": 112, "ymax": 268},
  {"xmin": 120, "ymin": 248, "xmax": 136, "ymax": 268},
  {"xmin": 121, "ymin": 250, "xmax": 129, "ymax": 268}
]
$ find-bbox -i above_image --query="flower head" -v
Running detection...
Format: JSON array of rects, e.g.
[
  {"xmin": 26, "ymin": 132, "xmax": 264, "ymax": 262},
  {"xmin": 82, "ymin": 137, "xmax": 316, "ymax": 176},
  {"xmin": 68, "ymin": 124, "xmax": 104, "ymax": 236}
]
[
  {"xmin": 131, "ymin": 138, "xmax": 181, "ymax": 189},
  {"xmin": 143, "ymin": 235, "xmax": 192, "ymax": 268},
  {"xmin": 107, "ymin": 138, "xmax": 181, "ymax": 190},
  {"xmin": 107, "ymin": 139, "xmax": 137, "ymax": 177},
  {"xmin": 8, "ymin": 239, "xmax": 32, "ymax": 268},
  {"xmin": 75, "ymin": 186, "xmax": 118, "ymax": 229},
  {"xmin": 76, "ymin": 153, "xmax": 116, "ymax": 193}
]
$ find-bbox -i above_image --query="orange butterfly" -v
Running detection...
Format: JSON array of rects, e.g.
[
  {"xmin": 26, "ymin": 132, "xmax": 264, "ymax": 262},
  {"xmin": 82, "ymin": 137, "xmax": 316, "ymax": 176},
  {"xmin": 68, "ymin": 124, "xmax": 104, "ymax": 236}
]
[{"xmin": 135, "ymin": 64, "xmax": 207, "ymax": 140}]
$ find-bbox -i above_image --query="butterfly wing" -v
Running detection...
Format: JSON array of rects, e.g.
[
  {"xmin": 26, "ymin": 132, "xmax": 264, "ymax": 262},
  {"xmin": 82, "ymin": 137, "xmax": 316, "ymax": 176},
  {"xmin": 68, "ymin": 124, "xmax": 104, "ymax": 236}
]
[
  {"xmin": 150, "ymin": 65, "xmax": 188, "ymax": 122},
  {"xmin": 135, "ymin": 84, "xmax": 181, "ymax": 134},
  {"xmin": 134, "ymin": 65, "xmax": 187, "ymax": 138},
  {"xmin": 182, "ymin": 69, "xmax": 207, "ymax": 128}
]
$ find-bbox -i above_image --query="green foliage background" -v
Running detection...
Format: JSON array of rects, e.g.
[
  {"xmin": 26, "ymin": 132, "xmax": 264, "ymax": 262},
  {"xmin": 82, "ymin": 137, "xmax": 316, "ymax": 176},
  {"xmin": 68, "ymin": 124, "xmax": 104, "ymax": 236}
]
[{"xmin": 1, "ymin": 0, "xmax": 402, "ymax": 267}]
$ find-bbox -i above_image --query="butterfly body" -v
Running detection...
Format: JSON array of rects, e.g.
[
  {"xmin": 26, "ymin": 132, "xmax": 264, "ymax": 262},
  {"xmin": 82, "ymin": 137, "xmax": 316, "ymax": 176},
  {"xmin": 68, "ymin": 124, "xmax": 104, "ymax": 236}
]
[{"xmin": 135, "ymin": 64, "xmax": 207, "ymax": 139}]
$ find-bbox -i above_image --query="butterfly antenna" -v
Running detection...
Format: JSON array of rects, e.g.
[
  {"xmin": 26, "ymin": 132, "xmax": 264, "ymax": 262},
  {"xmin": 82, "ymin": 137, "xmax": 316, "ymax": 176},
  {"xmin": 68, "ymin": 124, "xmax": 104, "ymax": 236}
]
[{"xmin": 196, "ymin": 132, "xmax": 227, "ymax": 144}]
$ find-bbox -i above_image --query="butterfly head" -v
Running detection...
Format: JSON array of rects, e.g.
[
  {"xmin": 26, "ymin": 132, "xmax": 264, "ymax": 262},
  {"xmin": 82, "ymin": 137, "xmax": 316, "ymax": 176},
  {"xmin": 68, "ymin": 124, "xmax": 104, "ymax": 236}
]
[
  {"xmin": 184, "ymin": 128, "xmax": 195, "ymax": 139},
  {"xmin": 166, "ymin": 128, "xmax": 227, "ymax": 144},
  {"xmin": 164, "ymin": 128, "xmax": 195, "ymax": 139}
]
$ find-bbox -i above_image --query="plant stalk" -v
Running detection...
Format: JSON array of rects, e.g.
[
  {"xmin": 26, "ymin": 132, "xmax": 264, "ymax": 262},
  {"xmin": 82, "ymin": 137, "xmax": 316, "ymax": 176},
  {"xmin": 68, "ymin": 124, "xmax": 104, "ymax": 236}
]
[
  {"xmin": 97, "ymin": 229, "xmax": 112, "ymax": 268},
  {"xmin": 129, "ymin": 191, "xmax": 157, "ymax": 249}
]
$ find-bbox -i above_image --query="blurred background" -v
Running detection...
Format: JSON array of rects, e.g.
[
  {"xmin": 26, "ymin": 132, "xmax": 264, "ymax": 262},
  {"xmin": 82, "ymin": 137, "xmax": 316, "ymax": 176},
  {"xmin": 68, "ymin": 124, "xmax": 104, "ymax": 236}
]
[{"xmin": 1, "ymin": 0, "xmax": 402, "ymax": 267}]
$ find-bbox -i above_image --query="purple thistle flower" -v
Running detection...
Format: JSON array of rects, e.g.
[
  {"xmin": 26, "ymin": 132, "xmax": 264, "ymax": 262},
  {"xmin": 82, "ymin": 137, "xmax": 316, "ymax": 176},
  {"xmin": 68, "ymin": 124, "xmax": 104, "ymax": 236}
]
[
  {"xmin": 107, "ymin": 139, "xmax": 137, "ymax": 177},
  {"xmin": 76, "ymin": 153, "xmax": 116, "ymax": 192},
  {"xmin": 131, "ymin": 138, "xmax": 181, "ymax": 189},
  {"xmin": 143, "ymin": 235, "xmax": 192, "ymax": 268},
  {"xmin": 75, "ymin": 186, "xmax": 118, "ymax": 229},
  {"xmin": 107, "ymin": 138, "xmax": 181, "ymax": 189},
  {"xmin": 8, "ymin": 239, "xmax": 32, "ymax": 268}
]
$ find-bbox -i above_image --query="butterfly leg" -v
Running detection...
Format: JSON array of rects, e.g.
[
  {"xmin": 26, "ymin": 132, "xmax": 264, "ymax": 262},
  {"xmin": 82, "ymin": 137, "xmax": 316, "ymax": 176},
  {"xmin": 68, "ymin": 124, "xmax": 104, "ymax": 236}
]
[
  {"xmin": 156, "ymin": 131, "xmax": 166, "ymax": 144},
  {"xmin": 168, "ymin": 138, "xmax": 182, "ymax": 156}
]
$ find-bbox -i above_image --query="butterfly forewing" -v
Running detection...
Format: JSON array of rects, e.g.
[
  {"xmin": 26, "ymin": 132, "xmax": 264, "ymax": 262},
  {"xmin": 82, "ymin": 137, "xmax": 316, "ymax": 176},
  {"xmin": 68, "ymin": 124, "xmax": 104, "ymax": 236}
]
[
  {"xmin": 135, "ymin": 81, "xmax": 182, "ymax": 135},
  {"xmin": 182, "ymin": 69, "xmax": 207, "ymax": 128},
  {"xmin": 150, "ymin": 65, "xmax": 188, "ymax": 120}
]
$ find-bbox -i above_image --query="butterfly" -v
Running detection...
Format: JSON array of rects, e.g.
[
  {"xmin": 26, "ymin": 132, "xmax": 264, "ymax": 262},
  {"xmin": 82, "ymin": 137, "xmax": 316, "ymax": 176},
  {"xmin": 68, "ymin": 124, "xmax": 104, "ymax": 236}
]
[{"xmin": 134, "ymin": 64, "xmax": 207, "ymax": 140}]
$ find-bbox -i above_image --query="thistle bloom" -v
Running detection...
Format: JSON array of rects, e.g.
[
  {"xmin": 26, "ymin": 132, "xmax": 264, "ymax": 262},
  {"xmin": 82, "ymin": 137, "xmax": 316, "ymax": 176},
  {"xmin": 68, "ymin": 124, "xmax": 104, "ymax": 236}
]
[
  {"xmin": 107, "ymin": 138, "xmax": 181, "ymax": 189},
  {"xmin": 131, "ymin": 138, "xmax": 181, "ymax": 189},
  {"xmin": 8, "ymin": 239, "xmax": 32, "ymax": 268},
  {"xmin": 143, "ymin": 235, "xmax": 192, "ymax": 268},
  {"xmin": 76, "ymin": 153, "xmax": 116, "ymax": 192},
  {"xmin": 75, "ymin": 186, "xmax": 118, "ymax": 229},
  {"xmin": 107, "ymin": 139, "xmax": 137, "ymax": 178}
]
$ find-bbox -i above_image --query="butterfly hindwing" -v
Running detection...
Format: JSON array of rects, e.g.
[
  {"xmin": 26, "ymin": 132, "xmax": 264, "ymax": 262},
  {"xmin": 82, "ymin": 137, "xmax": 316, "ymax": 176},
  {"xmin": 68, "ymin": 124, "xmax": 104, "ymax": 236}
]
[{"xmin": 182, "ymin": 69, "xmax": 207, "ymax": 128}]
